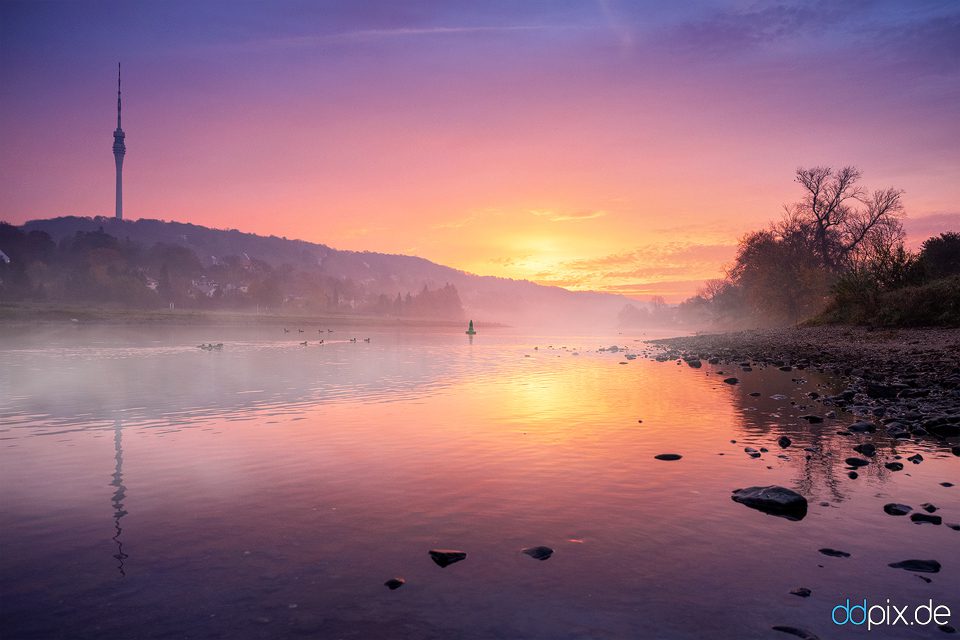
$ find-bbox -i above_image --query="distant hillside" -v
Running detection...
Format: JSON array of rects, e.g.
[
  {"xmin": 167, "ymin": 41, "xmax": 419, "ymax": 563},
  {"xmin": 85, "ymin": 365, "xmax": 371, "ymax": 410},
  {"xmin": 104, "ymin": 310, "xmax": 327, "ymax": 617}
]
[{"xmin": 14, "ymin": 216, "xmax": 641, "ymax": 329}]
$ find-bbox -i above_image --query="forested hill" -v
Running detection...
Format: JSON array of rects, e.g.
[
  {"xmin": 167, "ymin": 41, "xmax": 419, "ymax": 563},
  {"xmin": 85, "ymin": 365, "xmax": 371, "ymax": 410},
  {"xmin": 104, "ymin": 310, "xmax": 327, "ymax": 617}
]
[{"xmin": 7, "ymin": 216, "xmax": 640, "ymax": 329}]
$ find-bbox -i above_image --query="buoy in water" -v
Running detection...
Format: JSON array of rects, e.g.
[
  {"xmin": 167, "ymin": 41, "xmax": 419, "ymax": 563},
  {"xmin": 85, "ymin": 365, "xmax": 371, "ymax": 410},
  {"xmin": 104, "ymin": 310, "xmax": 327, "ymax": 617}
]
[{"xmin": 465, "ymin": 319, "xmax": 476, "ymax": 335}]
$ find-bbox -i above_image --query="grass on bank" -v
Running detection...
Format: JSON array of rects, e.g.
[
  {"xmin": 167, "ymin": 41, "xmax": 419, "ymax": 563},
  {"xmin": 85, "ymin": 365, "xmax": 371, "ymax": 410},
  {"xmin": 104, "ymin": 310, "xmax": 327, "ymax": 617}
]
[{"xmin": 810, "ymin": 276, "xmax": 960, "ymax": 327}]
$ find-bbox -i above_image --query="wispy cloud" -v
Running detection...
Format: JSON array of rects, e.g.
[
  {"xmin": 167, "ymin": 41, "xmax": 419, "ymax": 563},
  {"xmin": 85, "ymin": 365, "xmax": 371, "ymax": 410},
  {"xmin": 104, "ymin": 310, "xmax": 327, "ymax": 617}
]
[
  {"xmin": 230, "ymin": 23, "xmax": 578, "ymax": 52},
  {"xmin": 530, "ymin": 209, "xmax": 607, "ymax": 222}
]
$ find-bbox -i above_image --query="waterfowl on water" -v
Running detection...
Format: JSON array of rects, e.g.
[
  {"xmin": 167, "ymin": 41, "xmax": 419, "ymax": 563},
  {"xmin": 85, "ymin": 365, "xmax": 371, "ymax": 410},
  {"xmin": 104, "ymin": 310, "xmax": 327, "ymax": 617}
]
[
  {"xmin": 363, "ymin": 338, "xmax": 371, "ymax": 343},
  {"xmin": 283, "ymin": 328, "xmax": 290, "ymax": 333},
  {"xmin": 349, "ymin": 337, "xmax": 357, "ymax": 342},
  {"xmin": 300, "ymin": 341, "xmax": 308, "ymax": 346}
]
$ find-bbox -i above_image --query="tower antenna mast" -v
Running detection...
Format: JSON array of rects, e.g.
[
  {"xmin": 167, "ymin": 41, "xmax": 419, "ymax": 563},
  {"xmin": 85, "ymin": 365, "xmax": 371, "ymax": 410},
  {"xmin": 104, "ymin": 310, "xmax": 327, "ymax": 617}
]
[{"xmin": 112, "ymin": 62, "xmax": 126, "ymax": 220}]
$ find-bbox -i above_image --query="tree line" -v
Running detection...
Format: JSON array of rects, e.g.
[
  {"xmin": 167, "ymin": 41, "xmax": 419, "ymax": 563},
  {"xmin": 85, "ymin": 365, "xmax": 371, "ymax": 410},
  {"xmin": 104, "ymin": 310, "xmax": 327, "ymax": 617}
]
[
  {"xmin": 676, "ymin": 167, "xmax": 959, "ymax": 327},
  {"xmin": 0, "ymin": 223, "xmax": 465, "ymax": 319}
]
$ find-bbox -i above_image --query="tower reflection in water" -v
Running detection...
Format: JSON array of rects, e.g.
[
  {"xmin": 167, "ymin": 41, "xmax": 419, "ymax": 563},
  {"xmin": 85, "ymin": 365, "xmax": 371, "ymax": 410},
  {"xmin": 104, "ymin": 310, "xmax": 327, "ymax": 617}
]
[{"xmin": 111, "ymin": 418, "xmax": 129, "ymax": 576}]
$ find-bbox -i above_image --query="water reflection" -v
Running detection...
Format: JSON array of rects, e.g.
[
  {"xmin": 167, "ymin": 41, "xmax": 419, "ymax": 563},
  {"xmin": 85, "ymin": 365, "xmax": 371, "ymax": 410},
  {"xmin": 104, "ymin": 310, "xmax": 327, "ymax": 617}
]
[
  {"xmin": 0, "ymin": 327, "xmax": 955, "ymax": 640},
  {"xmin": 111, "ymin": 418, "xmax": 128, "ymax": 576}
]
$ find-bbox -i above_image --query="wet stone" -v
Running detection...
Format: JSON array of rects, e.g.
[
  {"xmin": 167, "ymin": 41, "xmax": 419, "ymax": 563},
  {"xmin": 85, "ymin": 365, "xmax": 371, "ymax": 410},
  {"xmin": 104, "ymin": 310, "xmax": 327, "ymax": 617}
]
[
  {"xmin": 429, "ymin": 549, "xmax": 467, "ymax": 568},
  {"xmin": 852, "ymin": 443, "xmax": 876, "ymax": 457},
  {"xmin": 790, "ymin": 587, "xmax": 812, "ymax": 598},
  {"xmin": 911, "ymin": 513, "xmax": 942, "ymax": 525},
  {"xmin": 819, "ymin": 548, "xmax": 851, "ymax": 558},
  {"xmin": 731, "ymin": 485, "xmax": 808, "ymax": 521},
  {"xmin": 888, "ymin": 559, "xmax": 941, "ymax": 573},
  {"xmin": 777, "ymin": 436, "xmax": 792, "ymax": 448},
  {"xmin": 883, "ymin": 503, "xmax": 912, "ymax": 516},
  {"xmin": 521, "ymin": 546, "xmax": 554, "ymax": 561},
  {"xmin": 384, "ymin": 577, "xmax": 405, "ymax": 590},
  {"xmin": 885, "ymin": 462, "xmax": 904, "ymax": 471},
  {"xmin": 772, "ymin": 625, "xmax": 820, "ymax": 639},
  {"xmin": 654, "ymin": 453, "xmax": 682, "ymax": 461},
  {"xmin": 845, "ymin": 457, "xmax": 870, "ymax": 468}
]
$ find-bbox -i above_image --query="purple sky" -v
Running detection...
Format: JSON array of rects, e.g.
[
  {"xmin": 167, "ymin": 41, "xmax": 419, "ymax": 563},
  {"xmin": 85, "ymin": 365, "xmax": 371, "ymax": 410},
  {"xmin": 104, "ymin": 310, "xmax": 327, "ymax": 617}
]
[{"xmin": 2, "ymin": 1, "xmax": 958, "ymax": 299}]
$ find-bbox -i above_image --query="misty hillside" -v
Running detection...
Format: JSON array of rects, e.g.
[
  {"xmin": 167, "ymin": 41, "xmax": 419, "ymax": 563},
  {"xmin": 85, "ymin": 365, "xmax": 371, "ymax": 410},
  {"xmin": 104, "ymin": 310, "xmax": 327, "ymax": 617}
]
[{"xmin": 17, "ymin": 216, "xmax": 641, "ymax": 329}]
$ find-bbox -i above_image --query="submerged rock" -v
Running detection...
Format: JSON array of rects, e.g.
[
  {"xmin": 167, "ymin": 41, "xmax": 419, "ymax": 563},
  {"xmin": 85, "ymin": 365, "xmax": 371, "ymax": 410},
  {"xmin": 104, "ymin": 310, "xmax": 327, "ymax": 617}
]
[
  {"xmin": 790, "ymin": 587, "xmax": 812, "ymax": 597},
  {"xmin": 723, "ymin": 377, "xmax": 739, "ymax": 385},
  {"xmin": 429, "ymin": 549, "xmax": 467, "ymax": 568},
  {"xmin": 654, "ymin": 453, "xmax": 682, "ymax": 461},
  {"xmin": 888, "ymin": 559, "xmax": 941, "ymax": 573},
  {"xmin": 819, "ymin": 548, "xmax": 851, "ymax": 558},
  {"xmin": 848, "ymin": 471, "xmax": 859, "ymax": 479},
  {"xmin": 799, "ymin": 415, "xmax": 823, "ymax": 424},
  {"xmin": 849, "ymin": 422, "xmax": 877, "ymax": 433},
  {"xmin": 521, "ymin": 546, "xmax": 554, "ymax": 561},
  {"xmin": 772, "ymin": 626, "xmax": 820, "ymax": 639},
  {"xmin": 778, "ymin": 436, "xmax": 792, "ymax": 448},
  {"xmin": 384, "ymin": 577, "xmax": 405, "ymax": 590},
  {"xmin": 845, "ymin": 457, "xmax": 870, "ymax": 468},
  {"xmin": 885, "ymin": 462, "xmax": 904, "ymax": 471},
  {"xmin": 731, "ymin": 485, "xmax": 808, "ymax": 521},
  {"xmin": 922, "ymin": 503, "xmax": 938, "ymax": 513},
  {"xmin": 883, "ymin": 503, "xmax": 912, "ymax": 516},
  {"xmin": 907, "ymin": 453, "xmax": 924, "ymax": 464}
]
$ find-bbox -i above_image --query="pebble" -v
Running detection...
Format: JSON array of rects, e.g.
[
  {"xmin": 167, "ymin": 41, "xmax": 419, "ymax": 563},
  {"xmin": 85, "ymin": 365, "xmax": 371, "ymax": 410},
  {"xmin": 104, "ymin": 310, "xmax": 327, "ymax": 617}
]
[{"xmin": 521, "ymin": 546, "xmax": 554, "ymax": 561}]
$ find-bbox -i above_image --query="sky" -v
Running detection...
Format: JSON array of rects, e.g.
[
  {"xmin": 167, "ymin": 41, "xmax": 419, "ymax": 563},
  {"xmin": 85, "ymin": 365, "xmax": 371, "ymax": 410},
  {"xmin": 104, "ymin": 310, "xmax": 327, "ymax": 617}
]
[{"xmin": 1, "ymin": 0, "xmax": 958, "ymax": 301}]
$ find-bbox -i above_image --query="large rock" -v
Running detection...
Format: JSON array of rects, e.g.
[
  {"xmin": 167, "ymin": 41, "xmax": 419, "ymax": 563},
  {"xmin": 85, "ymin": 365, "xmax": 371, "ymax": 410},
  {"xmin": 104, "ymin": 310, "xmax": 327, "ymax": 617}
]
[
  {"xmin": 888, "ymin": 559, "xmax": 941, "ymax": 573},
  {"xmin": 731, "ymin": 485, "xmax": 808, "ymax": 521}
]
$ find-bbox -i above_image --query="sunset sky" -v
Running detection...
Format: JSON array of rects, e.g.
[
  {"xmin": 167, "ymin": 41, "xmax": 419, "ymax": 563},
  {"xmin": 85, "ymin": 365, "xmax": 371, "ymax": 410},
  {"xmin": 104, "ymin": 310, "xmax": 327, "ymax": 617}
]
[{"xmin": 2, "ymin": 1, "xmax": 958, "ymax": 301}]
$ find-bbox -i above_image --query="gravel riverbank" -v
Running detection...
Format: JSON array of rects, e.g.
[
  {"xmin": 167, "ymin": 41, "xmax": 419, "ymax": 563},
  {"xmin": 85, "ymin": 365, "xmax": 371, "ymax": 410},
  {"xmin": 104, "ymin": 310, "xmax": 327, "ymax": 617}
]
[{"xmin": 647, "ymin": 327, "xmax": 960, "ymax": 445}]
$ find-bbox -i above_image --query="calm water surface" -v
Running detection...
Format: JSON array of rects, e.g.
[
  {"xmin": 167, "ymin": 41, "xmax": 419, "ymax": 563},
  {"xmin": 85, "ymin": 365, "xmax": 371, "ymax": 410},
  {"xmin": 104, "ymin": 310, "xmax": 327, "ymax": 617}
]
[{"xmin": 0, "ymin": 325, "xmax": 956, "ymax": 639}]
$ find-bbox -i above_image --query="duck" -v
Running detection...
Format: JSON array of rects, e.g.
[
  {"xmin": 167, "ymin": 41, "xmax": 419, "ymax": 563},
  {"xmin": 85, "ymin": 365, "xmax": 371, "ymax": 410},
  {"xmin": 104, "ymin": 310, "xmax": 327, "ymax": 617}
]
[
  {"xmin": 283, "ymin": 328, "xmax": 290, "ymax": 333},
  {"xmin": 349, "ymin": 337, "xmax": 357, "ymax": 343},
  {"xmin": 363, "ymin": 338, "xmax": 371, "ymax": 343},
  {"xmin": 300, "ymin": 341, "xmax": 308, "ymax": 346}
]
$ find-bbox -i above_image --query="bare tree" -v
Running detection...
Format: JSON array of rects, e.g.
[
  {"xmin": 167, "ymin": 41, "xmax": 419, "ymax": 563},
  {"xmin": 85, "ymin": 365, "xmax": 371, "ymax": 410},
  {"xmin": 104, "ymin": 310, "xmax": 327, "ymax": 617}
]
[{"xmin": 792, "ymin": 166, "xmax": 904, "ymax": 270}]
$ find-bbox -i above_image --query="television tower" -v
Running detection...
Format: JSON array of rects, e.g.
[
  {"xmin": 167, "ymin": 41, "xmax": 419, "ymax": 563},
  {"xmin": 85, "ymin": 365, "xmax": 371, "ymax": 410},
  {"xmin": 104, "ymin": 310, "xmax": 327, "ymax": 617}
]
[{"xmin": 112, "ymin": 63, "xmax": 126, "ymax": 220}]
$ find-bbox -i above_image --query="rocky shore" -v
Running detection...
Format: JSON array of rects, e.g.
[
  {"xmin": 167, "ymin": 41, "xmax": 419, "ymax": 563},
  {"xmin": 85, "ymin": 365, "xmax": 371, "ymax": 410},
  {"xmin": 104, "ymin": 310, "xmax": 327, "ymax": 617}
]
[{"xmin": 647, "ymin": 327, "xmax": 960, "ymax": 446}]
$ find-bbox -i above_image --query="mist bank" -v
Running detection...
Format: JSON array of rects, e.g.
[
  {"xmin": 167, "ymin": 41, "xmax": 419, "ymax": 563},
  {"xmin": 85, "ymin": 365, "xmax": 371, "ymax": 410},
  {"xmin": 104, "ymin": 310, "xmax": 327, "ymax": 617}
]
[{"xmin": 1, "ymin": 216, "xmax": 653, "ymax": 331}]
